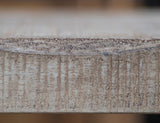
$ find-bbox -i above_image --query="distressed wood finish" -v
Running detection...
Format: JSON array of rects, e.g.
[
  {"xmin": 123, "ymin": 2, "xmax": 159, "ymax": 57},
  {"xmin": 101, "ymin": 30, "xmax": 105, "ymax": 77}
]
[
  {"xmin": 0, "ymin": 10, "xmax": 160, "ymax": 112},
  {"xmin": 0, "ymin": 38, "xmax": 160, "ymax": 112}
]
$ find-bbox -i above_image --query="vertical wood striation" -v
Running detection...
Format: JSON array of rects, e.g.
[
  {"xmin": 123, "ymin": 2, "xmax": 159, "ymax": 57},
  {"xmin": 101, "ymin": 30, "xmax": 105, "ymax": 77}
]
[
  {"xmin": 36, "ymin": 55, "xmax": 42, "ymax": 111},
  {"xmin": 0, "ymin": 51, "xmax": 5, "ymax": 112},
  {"xmin": 156, "ymin": 50, "xmax": 160, "ymax": 112},
  {"xmin": 57, "ymin": 56, "xmax": 61, "ymax": 111},
  {"xmin": 65, "ymin": 56, "xmax": 69, "ymax": 111},
  {"xmin": 0, "ymin": 48, "xmax": 160, "ymax": 112}
]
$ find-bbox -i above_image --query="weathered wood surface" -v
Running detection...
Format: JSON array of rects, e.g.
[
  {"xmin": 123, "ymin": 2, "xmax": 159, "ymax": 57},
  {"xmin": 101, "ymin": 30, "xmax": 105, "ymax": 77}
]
[{"xmin": 0, "ymin": 10, "xmax": 160, "ymax": 112}]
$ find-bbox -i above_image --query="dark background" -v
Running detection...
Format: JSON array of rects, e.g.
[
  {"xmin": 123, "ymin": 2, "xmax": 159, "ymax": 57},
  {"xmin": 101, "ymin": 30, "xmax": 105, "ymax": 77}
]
[{"xmin": 0, "ymin": 0, "xmax": 159, "ymax": 8}]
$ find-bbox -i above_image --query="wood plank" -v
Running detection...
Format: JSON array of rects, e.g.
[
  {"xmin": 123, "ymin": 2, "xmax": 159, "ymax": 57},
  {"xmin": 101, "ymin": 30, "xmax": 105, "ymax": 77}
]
[{"xmin": 0, "ymin": 10, "xmax": 160, "ymax": 112}]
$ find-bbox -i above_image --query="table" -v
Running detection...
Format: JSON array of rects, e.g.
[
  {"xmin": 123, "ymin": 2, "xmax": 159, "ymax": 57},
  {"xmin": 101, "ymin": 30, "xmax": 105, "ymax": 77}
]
[{"xmin": 0, "ymin": 9, "xmax": 160, "ymax": 112}]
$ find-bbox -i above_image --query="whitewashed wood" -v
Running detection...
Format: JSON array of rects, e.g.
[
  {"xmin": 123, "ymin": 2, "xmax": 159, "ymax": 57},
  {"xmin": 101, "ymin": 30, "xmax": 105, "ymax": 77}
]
[
  {"xmin": 0, "ymin": 10, "xmax": 160, "ymax": 112},
  {"xmin": 0, "ymin": 9, "xmax": 160, "ymax": 39}
]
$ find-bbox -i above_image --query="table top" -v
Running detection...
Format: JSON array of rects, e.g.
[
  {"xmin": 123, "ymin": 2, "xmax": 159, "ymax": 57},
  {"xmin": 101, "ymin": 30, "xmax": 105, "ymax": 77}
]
[
  {"xmin": 0, "ymin": 9, "xmax": 160, "ymax": 113},
  {"xmin": 0, "ymin": 9, "xmax": 160, "ymax": 39},
  {"xmin": 0, "ymin": 9, "xmax": 160, "ymax": 55}
]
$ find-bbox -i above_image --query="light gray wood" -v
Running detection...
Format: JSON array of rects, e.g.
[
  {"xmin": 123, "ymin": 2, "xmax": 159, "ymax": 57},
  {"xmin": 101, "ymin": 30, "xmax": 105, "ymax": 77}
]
[
  {"xmin": 0, "ymin": 10, "xmax": 160, "ymax": 112},
  {"xmin": 0, "ymin": 9, "xmax": 160, "ymax": 39}
]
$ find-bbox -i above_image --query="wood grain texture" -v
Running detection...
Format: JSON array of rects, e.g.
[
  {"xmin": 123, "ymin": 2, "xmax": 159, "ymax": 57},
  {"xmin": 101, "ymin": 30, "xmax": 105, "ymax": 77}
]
[{"xmin": 0, "ymin": 10, "xmax": 160, "ymax": 112}]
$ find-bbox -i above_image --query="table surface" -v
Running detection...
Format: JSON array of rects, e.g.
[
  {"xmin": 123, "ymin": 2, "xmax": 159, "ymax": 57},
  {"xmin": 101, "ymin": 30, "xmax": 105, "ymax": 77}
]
[
  {"xmin": 0, "ymin": 9, "xmax": 160, "ymax": 55},
  {"xmin": 0, "ymin": 9, "xmax": 160, "ymax": 39},
  {"xmin": 0, "ymin": 9, "xmax": 160, "ymax": 113}
]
